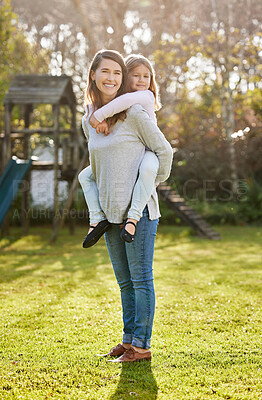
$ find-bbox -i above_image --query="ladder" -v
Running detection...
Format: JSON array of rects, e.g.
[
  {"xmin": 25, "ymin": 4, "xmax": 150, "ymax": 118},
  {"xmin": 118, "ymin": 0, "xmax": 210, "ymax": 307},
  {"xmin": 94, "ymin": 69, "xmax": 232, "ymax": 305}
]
[{"xmin": 157, "ymin": 183, "xmax": 221, "ymax": 240}]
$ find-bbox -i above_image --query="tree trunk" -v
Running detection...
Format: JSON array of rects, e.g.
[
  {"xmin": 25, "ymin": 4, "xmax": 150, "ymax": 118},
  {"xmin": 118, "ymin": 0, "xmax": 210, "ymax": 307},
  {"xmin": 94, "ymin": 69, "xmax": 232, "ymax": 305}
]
[{"xmin": 222, "ymin": 88, "xmax": 238, "ymax": 195}]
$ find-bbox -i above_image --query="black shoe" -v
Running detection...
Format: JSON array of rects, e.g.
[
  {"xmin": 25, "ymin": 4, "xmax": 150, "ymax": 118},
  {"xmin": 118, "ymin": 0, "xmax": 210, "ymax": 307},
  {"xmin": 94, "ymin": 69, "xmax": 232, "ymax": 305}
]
[
  {"xmin": 120, "ymin": 220, "xmax": 137, "ymax": 243},
  {"xmin": 83, "ymin": 220, "xmax": 111, "ymax": 248}
]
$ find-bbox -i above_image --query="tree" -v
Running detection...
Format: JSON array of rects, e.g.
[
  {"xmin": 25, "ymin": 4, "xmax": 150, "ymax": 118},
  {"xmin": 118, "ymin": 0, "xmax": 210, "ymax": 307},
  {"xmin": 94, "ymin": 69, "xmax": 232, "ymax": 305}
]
[
  {"xmin": 10, "ymin": 0, "xmax": 132, "ymax": 107},
  {"xmin": 0, "ymin": 0, "xmax": 50, "ymax": 131},
  {"xmin": 6, "ymin": 0, "xmax": 262, "ymax": 195},
  {"xmin": 153, "ymin": 0, "xmax": 262, "ymax": 195}
]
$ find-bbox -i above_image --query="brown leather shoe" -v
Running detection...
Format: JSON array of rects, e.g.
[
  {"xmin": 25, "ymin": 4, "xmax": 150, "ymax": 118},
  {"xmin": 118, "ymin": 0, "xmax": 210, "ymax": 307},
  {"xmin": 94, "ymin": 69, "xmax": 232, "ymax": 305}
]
[
  {"xmin": 96, "ymin": 343, "xmax": 126, "ymax": 357},
  {"xmin": 107, "ymin": 346, "xmax": 151, "ymax": 363}
]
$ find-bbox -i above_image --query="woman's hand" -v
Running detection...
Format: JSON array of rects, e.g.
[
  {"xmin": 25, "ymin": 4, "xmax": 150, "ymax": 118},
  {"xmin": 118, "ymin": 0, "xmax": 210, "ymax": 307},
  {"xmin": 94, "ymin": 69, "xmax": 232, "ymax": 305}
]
[
  {"xmin": 89, "ymin": 114, "xmax": 100, "ymax": 129},
  {"xmin": 96, "ymin": 121, "xmax": 109, "ymax": 135}
]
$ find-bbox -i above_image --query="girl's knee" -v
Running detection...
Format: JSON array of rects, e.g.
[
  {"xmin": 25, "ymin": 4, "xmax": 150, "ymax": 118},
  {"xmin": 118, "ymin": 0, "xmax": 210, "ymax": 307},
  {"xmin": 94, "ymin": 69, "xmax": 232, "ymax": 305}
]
[
  {"xmin": 139, "ymin": 159, "xmax": 159, "ymax": 180},
  {"xmin": 78, "ymin": 167, "xmax": 93, "ymax": 184},
  {"xmin": 78, "ymin": 169, "xmax": 85, "ymax": 184}
]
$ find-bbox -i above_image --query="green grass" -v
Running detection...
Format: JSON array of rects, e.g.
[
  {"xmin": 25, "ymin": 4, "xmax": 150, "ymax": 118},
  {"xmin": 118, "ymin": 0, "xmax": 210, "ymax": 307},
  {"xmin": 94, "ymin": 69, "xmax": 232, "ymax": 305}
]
[{"xmin": 0, "ymin": 225, "xmax": 261, "ymax": 400}]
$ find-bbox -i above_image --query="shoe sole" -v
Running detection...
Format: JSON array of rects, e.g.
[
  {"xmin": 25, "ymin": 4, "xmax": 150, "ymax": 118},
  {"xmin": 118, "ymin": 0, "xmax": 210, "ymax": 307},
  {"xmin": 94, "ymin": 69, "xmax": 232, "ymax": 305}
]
[
  {"xmin": 96, "ymin": 352, "xmax": 125, "ymax": 357},
  {"xmin": 83, "ymin": 224, "xmax": 111, "ymax": 248},
  {"xmin": 107, "ymin": 356, "xmax": 151, "ymax": 363}
]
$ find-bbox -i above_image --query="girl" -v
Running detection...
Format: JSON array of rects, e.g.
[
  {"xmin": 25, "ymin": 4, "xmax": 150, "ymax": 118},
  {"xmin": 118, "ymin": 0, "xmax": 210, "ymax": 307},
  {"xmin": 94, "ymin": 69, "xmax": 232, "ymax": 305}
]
[
  {"xmin": 81, "ymin": 49, "xmax": 172, "ymax": 362},
  {"xmin": 79, "ymin": 54, "xmax": 165, "ymax": 248}
]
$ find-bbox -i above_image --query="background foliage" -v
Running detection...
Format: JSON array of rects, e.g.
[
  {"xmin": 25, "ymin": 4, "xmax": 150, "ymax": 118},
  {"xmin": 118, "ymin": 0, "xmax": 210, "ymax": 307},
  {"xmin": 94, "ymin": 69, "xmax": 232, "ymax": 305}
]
[{"xmin": 1, "ymin": 0, "xmax": 262, "ymax": 223}]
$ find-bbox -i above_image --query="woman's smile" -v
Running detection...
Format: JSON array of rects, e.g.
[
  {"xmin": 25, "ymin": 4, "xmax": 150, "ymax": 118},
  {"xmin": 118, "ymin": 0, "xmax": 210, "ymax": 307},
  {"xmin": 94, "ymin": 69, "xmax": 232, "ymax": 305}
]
[{"xmin": 103, "ymin": 83, "xmax": 116, "ymax": 88}]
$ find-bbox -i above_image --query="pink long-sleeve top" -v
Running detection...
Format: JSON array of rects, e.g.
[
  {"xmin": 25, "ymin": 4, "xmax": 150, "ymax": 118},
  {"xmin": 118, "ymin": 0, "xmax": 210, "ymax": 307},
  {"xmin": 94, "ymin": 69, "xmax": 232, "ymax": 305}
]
[{"xmin": 93, "ymin": 90, "xmax": 157, "ymax": 125}]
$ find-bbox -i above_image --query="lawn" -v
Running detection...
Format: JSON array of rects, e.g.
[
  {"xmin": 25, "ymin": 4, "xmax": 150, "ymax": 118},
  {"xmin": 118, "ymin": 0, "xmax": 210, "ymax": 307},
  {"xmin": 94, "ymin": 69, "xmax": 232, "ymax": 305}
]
[{"xmin": 0, "ymin": 225, "xmax": 261, "ymax": 400}]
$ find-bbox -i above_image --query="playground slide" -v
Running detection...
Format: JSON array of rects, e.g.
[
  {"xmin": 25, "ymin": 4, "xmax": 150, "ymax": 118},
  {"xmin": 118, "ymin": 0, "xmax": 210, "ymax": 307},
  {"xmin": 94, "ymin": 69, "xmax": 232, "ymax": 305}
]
[{"xmin": 0, "ymin": 157, "xmax": 32, "ymax": 225}]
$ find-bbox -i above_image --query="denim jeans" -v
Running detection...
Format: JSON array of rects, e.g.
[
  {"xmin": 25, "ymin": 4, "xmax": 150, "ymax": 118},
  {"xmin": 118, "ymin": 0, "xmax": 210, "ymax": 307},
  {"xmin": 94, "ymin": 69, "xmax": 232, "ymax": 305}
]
[{"xmin": 104, "ymin": 207, "xmax": 159, "ymax": 349}]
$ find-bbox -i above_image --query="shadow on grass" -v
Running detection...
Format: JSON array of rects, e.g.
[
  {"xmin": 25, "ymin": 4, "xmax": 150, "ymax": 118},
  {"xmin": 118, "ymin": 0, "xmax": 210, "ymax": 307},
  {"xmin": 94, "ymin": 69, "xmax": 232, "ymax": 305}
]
[
  {"xmin": 0, "ymin": 232, "xmax": 110, "ymax": 285},
  {"xmin": 110, "ymin": 361, "xmax": 158, "ymax": 400}
]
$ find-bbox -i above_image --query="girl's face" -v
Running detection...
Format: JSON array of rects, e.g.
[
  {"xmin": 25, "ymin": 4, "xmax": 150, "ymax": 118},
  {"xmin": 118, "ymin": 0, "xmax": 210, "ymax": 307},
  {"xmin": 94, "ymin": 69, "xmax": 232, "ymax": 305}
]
[
  {"xmin": 128, "ymin": 64, "xmax": 151, "ymax": 92},
  {"xmin": 91, "ymin": 58, "xmax": 123, "ymax": 104}
]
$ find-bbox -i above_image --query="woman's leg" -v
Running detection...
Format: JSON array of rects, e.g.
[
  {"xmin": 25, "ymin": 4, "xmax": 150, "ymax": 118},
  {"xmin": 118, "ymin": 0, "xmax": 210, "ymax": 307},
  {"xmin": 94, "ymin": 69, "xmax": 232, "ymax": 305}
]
[
  {"xmin": 127, "ymin": 151, "xmax": 159, "ymax": 222},
  {"xmin": 125, "ymin": 207, "xmax": 158, "ymax": 349},
  {"xmin": 104, "ymin": 224, "xmax": 135, "ymax": 345},
  {"xmin": 78, "ymin": 166, "xmax": 106, "ymax": 225}
]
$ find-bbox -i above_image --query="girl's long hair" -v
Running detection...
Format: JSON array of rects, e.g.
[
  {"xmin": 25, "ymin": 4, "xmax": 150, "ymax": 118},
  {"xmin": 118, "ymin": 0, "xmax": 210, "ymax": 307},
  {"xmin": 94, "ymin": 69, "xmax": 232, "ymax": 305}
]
[
  {"xmin": 125, "ymin": 54, "xmax": 161, "ymax": 111},
  {"xmin": 85, "ymin": 49, "xmax": 127, "ymax": 128}
]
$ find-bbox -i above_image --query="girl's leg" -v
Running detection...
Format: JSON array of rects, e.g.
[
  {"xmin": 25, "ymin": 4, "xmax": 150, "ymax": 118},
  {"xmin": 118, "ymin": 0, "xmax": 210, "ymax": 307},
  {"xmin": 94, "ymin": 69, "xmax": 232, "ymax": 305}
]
[
  {"xmin": 104, "ymin": 225, "xmax": 135, "ymax": 345},
  {"xmin": 78, "ymin": 166, "xmax": 106, "ymax": 225},
  {"xmin": 125, "ymin": 207, "xmax": 158, "ymax": 349},
  {"xmin": 125, "ymin": 151, "xmax": 159, "ymax": 236}
]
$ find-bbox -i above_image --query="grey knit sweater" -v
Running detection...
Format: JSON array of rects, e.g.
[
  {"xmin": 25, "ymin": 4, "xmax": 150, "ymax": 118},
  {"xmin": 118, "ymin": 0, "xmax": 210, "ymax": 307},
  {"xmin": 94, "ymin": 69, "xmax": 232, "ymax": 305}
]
[{"xmin": 82, "ymin": 104, "xmax": 173, "ymax": 223}]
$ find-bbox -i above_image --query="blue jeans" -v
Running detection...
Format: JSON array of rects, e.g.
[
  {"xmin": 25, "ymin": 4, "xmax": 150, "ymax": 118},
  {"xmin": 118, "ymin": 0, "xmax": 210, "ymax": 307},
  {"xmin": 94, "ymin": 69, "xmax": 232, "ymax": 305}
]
[{"xmin": 104, "ymin": 207, "xmax": 159, "ymax": 349}]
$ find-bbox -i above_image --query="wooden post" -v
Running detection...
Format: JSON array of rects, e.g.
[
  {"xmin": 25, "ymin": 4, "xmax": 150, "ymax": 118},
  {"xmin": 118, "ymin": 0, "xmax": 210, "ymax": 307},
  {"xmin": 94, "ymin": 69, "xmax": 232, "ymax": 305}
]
[
  {"xmin": 1, "ymin": 104, "xmax": 12, "ymax": 236},
  {"xmin": 52, "ymin": 104, "xmax": 60, "ymax": 238},
  {"xmin": 21, "ymin": 105, "xmax": 31, "ymax": 235},
  {"xmin": 2, "ymin": 104, "xmax": 12, "ymax": 171},
  {"xmin": 50, "ymin": 148, "xmax": 89, "ymax": 242},
  {"xmin": 62, "ymin": 137, "xmax": 70, "ymax": 171},
  {"xmin": 69, "ymin": 102, "xmax": 77, "ymax": 235},
  {"xmin": 71, "ymin": 103, "xmax": 77, "ymax": 141},
  {"xmin": 68, "ymin": 179, "xmax": 75, "ymax": 235}
]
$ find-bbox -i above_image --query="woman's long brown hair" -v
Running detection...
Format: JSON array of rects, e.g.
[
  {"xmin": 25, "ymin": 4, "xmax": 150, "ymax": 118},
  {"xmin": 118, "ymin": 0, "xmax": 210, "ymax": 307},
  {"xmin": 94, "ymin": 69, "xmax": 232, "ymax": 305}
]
[{"xmin": 85, "ymin": 50, "xmax": 127, "ymax": 128}]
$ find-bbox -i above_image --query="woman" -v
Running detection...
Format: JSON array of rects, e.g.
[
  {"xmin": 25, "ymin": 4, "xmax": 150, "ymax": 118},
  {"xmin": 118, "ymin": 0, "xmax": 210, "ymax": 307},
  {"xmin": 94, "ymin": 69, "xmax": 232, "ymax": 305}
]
[{"xmin": 81, "ymin": 50, "xmax": 173, "ymax": 362}]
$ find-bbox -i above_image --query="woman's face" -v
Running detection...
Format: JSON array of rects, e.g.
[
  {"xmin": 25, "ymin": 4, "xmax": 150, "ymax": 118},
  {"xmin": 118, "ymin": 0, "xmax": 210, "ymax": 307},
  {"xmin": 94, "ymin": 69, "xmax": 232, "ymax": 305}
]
[
  {"xmin": 128, "ymin": 64, "xmax": 151, "ymax": 92},
  {"xmin": 91, "ymin": 58, "xmax": 123, "ymax": 104}
]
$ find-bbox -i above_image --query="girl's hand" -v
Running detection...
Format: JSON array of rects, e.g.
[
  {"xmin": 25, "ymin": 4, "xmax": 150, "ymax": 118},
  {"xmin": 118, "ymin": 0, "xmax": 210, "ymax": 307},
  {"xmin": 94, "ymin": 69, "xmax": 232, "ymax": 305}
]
[
  {"xmin": 89, "ymin": 114, "xmax": 99, "ymax": 129},
  {"xmin": 96, "ymin": 121, "xmax": 109, "ymax": 135}
]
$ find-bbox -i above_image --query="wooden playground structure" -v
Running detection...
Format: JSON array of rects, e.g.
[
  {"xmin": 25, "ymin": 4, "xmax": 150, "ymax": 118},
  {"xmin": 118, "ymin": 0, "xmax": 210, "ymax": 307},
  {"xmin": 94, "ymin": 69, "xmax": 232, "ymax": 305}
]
[
  {"xmin": 0, "ymin": 75, "xmax": 88, "ymax": 240},
  {"xmin": 0, "ymin": 74, "xmax": 220, "ymax": 241}
]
